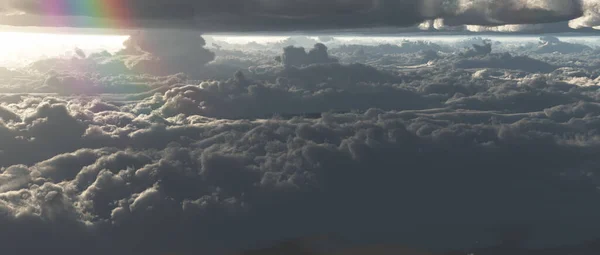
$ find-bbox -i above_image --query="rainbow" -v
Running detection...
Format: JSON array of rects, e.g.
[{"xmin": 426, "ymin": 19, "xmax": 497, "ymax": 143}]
[{"xmin": 40, "ymin": 0, "xmax": 130, "ymax": 28}]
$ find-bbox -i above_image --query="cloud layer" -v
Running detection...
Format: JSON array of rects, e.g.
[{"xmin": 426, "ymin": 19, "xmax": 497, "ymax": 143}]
[
  {"xmin": 1, "ymin": 0, "xmax": 600, "ymax": 31},
  {"xmin": 1, "ymin": 36, "xmax": 600, "ymax": 255}
]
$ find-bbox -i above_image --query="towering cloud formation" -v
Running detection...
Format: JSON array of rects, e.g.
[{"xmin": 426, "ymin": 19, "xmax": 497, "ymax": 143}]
[
  {"xmin": 277, "ymin": 43, "xmax": 338, "ymax": 67},
  {"xmin": 119, "ymin": 30, "xmax": 215, "ymax": 76},
  {"xmin": 0, "ymin": 0, "xmax": 598, "ymax": 31}
]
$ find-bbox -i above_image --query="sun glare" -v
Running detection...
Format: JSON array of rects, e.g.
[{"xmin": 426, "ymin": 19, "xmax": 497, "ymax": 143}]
[{"xmin": 0, "ymin": 31, "xmax": 127, "ymax": 68}]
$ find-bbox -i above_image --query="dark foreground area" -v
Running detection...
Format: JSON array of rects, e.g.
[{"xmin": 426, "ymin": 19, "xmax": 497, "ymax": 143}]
[{"xmin": 234, "ymin": 235, "xmax": 600, "ymax": 255}]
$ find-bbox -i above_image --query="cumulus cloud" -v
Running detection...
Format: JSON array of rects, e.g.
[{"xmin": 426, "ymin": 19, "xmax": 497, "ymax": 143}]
[
  {"xmin": 460, "ymin": 40, "xmax": 493, "ymax": 57},
  {"xmin": 3, "ymin": 91, "xmax": 600, "ymax": 254},
  {"xmin": 118, "ymin": 30, "xmax": 215, "ymax": 76},
  {"xmin": 3, "ymin": 34, "xmax": 600, "ymax": 255},
  {"xmin": 276, "ymin": 43, "xmax": 338, "ymax": 67}
]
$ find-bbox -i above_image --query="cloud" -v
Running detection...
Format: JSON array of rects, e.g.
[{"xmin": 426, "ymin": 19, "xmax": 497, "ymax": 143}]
[
  {"xmin": 117, "ymin": 30, "xmax": 215, "ymax": 77},
  {"xmin": 331, "ymin": 40, "xmax": 446, "ymax": 56},
  {"xmin": 0, "ymin": 0, "xmax": 595, "ymax": 31},
  {"xmin": 1, "ymin": 31, "xmax": 218, "ymax": 95},
  {"xmin": 0, "ymin": 105, "xmax": 20, "ymax": 122},
  {"xmin": 453, "ymin": 42, "xmax": 557, "ymax": 73},
  {"xmin": 569, "ymin": 0, "xmax": 600, "ymax": 29},
  {"xmin": 3, "ymin": 35, "xmax": 600, "ymax": 255},
  {"xmin": 434, "ymin": 0, "xmax": 583, "ymax": 26},
  {"xmin": 535, "ymin": 36, "xmax": 593, "ymax": 53},
  {"xmin": 276, "ymin": 43, "xmax": 338, "ymax": 67},
  {"xmin": 460, "ymin": 40, "xmax": 493, "ymax": 57},
  {"xmin": 149, "ymin": 63, "xmax": 422, "ymax": 119},
  {"xmin": 23, "ymin": 30, "xmax": 215, "ymax": 80},
  {"xmin": 3, "ymin": 97, "xmax": 600, "ymax": 254},
  {"xmin": 455, "ymin": 53, "xmax": 557, "ymax": 73},
  {"xmin": 38, "ymin": 72, "xmax": 101, "ymax": 95}
]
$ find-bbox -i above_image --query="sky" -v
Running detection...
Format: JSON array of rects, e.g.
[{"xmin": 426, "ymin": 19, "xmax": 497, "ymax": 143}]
[
  {"xmin": 0, "ymin": 32, "xmax": 125, "ymax": 67},
  {"xmin": 0, "ymin": 31, "xmax": 597, "ymax": 68},
  {"xmin": 4, "ymin": 1, "xmax": 600, "ymax": 255}
]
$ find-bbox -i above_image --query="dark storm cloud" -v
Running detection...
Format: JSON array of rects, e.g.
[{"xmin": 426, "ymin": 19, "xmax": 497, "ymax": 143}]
[
  {"xmin": 428, "ymin": 0, "xmax": 583, "ymax": 26},
  {"xmin": 0, "ymin": 0, "xmax": 596, "ymax": 31}
]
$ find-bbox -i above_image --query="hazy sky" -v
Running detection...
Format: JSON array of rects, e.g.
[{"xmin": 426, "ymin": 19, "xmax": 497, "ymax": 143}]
[{"xmin": 1, "ymin": 32, "xmax": 598, "ymax": 68}]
